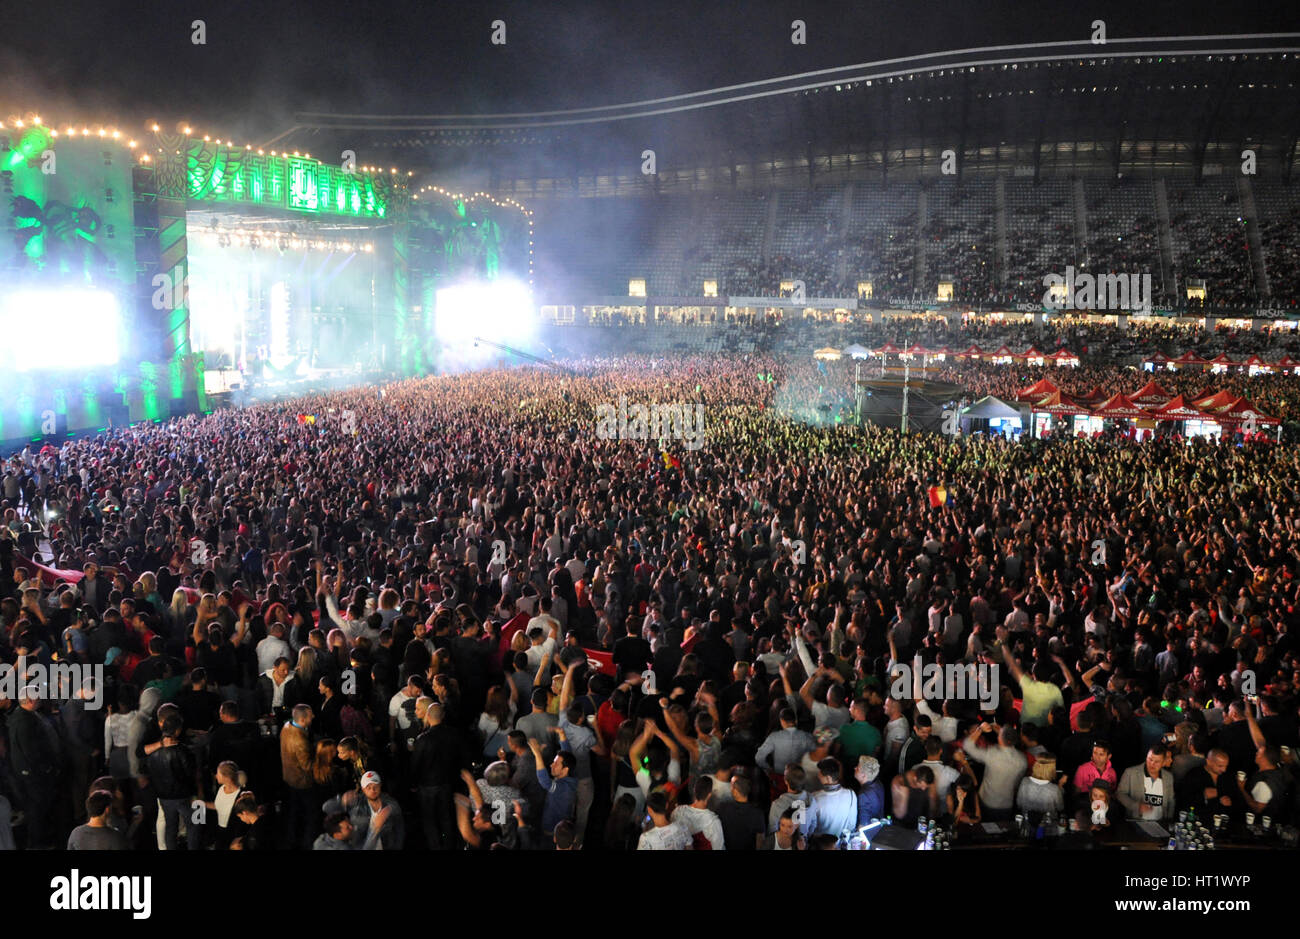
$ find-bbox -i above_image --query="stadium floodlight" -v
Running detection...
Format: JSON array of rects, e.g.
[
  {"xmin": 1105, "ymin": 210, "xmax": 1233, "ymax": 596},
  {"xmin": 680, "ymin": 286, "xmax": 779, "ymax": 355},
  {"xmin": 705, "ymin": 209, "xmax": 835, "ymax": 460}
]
[
  {"xmin": 434, "ymin": 280, "xmax": 534, "ymax": 344},
  {"xmin": 0, "ymin": 288, "xmax": 120, "ymax": 371}
]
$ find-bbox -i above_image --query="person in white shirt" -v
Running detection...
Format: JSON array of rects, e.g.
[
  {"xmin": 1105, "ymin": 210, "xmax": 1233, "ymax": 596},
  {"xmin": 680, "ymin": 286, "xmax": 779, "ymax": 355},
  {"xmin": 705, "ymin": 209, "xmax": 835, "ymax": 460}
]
[
  {"xmin": 767, "ymin": 764, "xmax": 809, "ymax": 833},
  {"xmin": 526, "ymin": 597, "xmax": 560, "ymax": 643},
  {"xmin": 256, "ymin": 622, "xmax": 293, "ymax": 675},
  {"xmin": 202, "ymin": 761, "xmax": 247, "ymax": 847},
  {"xmin": 767, "ymin": 808, "xmax": 806, "ymax": 850},
  {"xmin": 670, "ymin": 777, "xmax": 726, "ymax": 849},
  {"xmin": 918, "ymin": 738, "xmax": 961, "ymax": 802},
  {"xmin": 927, "ymin": 600, "xmax": 946, "ymax": 633},
  {"xmin": 548, "ymin": 588, "xmax": 569, "ymax": 631},
  {"xmin": 515, "ymin": 589, "xmax": 539, "ymax": 617},
  {"xmin": 799, "ymin": 758, "xmax": 857, "ymax": 838},
  {"xmin": 883, "ymin": 698, "xmax": 910, "ymax": 771},
  {"xmin": 796, "ymin": 666, "xmax": 851, "ymax": 732},
  {"xmin": 910, "ymin": 663, "xmax": 961, "ymax": 743},
  {"xmin": 387, "ymin": 675, "xmax": 425, "ymax": 745},
  {"xmin": 524, "ymin": 611, "xmax": 560, "ymax": 679},
  {"xmin": 564, "ymin": 555, "xmax": 586, "ymax": 586},
  {"xmin": 544, "ymin": 531, "xmax": 568, "ymax": 564},
  {"xmin": 638, "ymin": 791, "xmax": 691, "ymax": 850}
]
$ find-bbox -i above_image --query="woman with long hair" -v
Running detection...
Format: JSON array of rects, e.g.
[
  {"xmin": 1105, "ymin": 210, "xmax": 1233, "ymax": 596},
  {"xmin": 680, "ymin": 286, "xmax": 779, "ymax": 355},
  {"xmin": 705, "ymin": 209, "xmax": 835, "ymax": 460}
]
[
  {"xmin": 191, "ymin": 593, "xmax": 220, "ymax": 646},
  {"xmin": 201, "ymin": 761, "xmax": 248, "ymax": 850},
  {"xmin": 168, "ymin": 589, "xmax": 192, "ymax": 638},
  {"xmin": 295, "ymin": 646, "xmax": 321, "ymax": 712},
  {"xmin": 135, "ymin": 572, "xmax": 163, "ymax": 618},
  {"xmin": 399, "ymin": 641, "xmax": 428, "ymax": 686},
  {"xmin": 610, "ymin": 721, "xmax": 643, "ymax": 815},
  {"xmin": 432, "ymin": 673, "xmax": 462, "ymax": 727},
  {"xmin": 337, "ymin": 736, "xmax": 369, "ymax": 790},
  {"xmin": 604, "ymin": 792, "xmax": 642, "ymax": 851},
  {"xmin": 103, "ymin": 684, "xmax": 140, "ymax": 782},
  {"xmin": 478, "ymin": 684, "xmax": 517, "ymax": 759},
  {"xmin": 723, "ymin": 702, "xmax": 762, "ymax": 766},
  {"xmin": 378, "ymin": 588, "xmax": 402, "ymax": 627},
  {"xmin": 326, "ymin": 627, "xmax": 352, "ymax": 674},
  {"xmin": 948, "ymin": 773, "xmax": 983, "ymax": 827},
  {"xmin": 311, "ymin": 738, "xmax": 353, "ymax": 803}
]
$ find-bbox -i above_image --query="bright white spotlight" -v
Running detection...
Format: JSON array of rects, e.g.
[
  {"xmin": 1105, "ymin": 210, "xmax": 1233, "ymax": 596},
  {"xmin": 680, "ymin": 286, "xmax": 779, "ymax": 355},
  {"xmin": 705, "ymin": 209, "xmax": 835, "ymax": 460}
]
[
  {"xmin": 434, "ymin": 280, "xmax": 533, "ymax": 344},
  {"xmin": 0, "ymin": 289, "xmax": 121, "ymax": 371}
]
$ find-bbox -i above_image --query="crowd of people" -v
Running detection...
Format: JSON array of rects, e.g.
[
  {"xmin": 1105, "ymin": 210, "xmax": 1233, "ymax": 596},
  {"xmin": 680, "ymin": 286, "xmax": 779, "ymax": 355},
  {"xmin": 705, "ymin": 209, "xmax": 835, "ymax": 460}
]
[
  {"xmin": 0, "ymin": 350, "xmax": 1298, "ymax": 853},
  {"xmin": 540, "ymin": 177, "xmax": 1298, "ymax": 311}
]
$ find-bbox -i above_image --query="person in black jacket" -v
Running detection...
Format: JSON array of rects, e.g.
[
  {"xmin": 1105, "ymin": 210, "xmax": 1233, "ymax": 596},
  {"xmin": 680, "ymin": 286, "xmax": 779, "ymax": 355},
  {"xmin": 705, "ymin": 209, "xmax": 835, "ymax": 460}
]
[
  {"xmin": 79, "ymin": 562, "xmax": 110, "ymax": 616},
  {"xmin": 257, "ymin": 657, "xmax": 303, "ymax": 724},
  {"xmin": 411, "ymin": 702, "xmax": 465, "ymax": 850},
  {"xmin": 207, "ymin": 701, "xmax": 264, "ymax": 794},
  {"xmin": 86, "ymin": 611, "xmax": 127, "ymax": 668},
  {"xmin": 147, "ymin": 714, "xmax": 200, "ymax": 850},
  {"xmin": 228, "ymin": 793, "xmax": 271, "ymax": 850},
  {"xmin": 317, "ymin": 673, "xmax": 346, "ymax": 741},
  {"xmin": 60, "ymin": 683, "xmax": 104, "ymax": 825},
  {"xmin": 9, "ymin": 687, "xmax": 65, "ymax": 848}
]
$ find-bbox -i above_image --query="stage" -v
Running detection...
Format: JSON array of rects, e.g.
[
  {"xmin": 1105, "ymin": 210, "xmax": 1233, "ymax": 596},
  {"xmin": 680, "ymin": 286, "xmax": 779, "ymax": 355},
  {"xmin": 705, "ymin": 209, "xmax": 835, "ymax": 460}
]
[{"xmin": 0, "ymin": 117, "xmax": 530, "ymax": 443}]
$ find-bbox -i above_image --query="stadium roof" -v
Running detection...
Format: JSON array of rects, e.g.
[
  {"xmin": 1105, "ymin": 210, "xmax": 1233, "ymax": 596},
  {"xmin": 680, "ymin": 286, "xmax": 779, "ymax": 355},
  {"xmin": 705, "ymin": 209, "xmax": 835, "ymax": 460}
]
[{"xmin": 273, "ymin": 38, "xmax": 1300, "ymax": 186}]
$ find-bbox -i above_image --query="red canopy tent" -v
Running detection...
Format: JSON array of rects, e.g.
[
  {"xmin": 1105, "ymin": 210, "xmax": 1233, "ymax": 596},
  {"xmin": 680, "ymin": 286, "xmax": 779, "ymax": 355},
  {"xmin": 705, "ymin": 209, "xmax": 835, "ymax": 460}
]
[
  {"xmin": 874, "ymin": 342, "xmax": 903, "ymax": 357},
  {"xmin": 1047, "ymin": 348, "xmax": 1080, "ymax": 366},
  {"xmin": 1193, "ymin": 389, "xmax": 1237, "ymax": 410},
  {"xmin": 954, "ymin": 344, "xmax": 984, "ymax": 359},
  {"xmin": 988, "ymin": 344, "xmax": 1016, "ymax": 360},
  {"xmin": 1172, "ymin": 351, "xmax": 1209, "ymax": 368},
  {"xmin": 1021, "ymin": 345, "xmax": 1046, "ymax": 362},
  {"xmin": 1151, "ymin": 395, "xmax": 1209, "ymax": 421},
  {"xmin": 1143, "ymin": 351, "xmax": 1171, "ymax": 367},
  {"xmin": 1094, "ymin": 393, "xmax": 1152, "ymax": 420},
  {"xmin": 1240, "ymin": 354, "xmax": 1273, "ymax": 372},
  {"xmin": 1276, "ymin": 354, "xmax": 1300, "ymax": 372},
  {"xmin": 1015, "ymin": 378, "xmax": 1061, "ymax": 402},
  {"xmin": 1211, "ymin": 396, "xmax": 1280, "ymax": 426},
  {"xmin": 1130, "ymin": 379, "xmax": 1173, "ymax": 408},
  {"xmin": 1075, "ymin": 386, "xmax": 1109, "ymax": 408},
  {"xmin": 902, "ymin": 343, "xmax": 930, "ymax": 357},
  {"xmin": 1207, "ymin": 353, "xmax": 1239, "ymax": 370},
  {"xmin": 1031, "ymin": 391, "xmax": 1091, "ymax": 415}
]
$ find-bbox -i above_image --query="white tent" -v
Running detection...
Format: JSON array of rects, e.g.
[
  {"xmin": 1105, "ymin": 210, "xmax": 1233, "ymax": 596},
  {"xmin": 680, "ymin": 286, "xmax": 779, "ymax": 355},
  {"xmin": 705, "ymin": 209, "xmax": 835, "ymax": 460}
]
[
  {"xmin": 961, "ymin": 395, "xmax": 1024, "ymax": 420},
  {"xmin": 841, "ymin": 343, "xmax": 871, "ymax": 359},
  {"xmin": 813, "ymin": 347, "xmax": 842, "ymax": 360}
]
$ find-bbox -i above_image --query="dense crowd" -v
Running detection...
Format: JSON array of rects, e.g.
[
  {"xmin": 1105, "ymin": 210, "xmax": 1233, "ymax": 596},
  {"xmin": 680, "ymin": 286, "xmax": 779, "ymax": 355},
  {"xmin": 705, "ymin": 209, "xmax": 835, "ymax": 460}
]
[
  {"xmin": 541, "ymin": 177, "xmax": 1300, "ymax": 310},
  {"xmin": 551, "ymin": 313, "xmax": 1300, "ymax": 375},
  {"xmin": 1, "ymin": 351, "xmax": 1299, "ymax": 853}
]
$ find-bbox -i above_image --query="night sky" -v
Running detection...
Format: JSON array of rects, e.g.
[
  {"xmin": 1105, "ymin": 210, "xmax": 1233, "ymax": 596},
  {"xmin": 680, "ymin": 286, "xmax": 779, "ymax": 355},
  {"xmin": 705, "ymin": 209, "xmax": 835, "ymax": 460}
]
[{"xmin": 2, "ymin": 0, "xmax": 1298, "ymax": 147}]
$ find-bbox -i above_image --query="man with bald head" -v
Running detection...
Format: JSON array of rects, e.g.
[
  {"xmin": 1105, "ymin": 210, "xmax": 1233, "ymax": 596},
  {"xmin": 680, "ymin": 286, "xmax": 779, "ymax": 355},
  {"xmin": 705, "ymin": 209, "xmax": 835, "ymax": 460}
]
[
  {"xmin": 412, "ymin": 701, "xmax": 465, "ymax": 849},
  {"xmin": 1179, "ymin": 748, "xmax": 1242, "ymax": 819}
]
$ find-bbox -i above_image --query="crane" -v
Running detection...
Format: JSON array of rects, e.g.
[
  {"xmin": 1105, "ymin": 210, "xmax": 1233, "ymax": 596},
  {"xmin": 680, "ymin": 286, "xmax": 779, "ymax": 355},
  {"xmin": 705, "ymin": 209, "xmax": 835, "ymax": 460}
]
[{"xmin": 471, "ymin": 337, "xmax": 575, "ymax": 375}]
